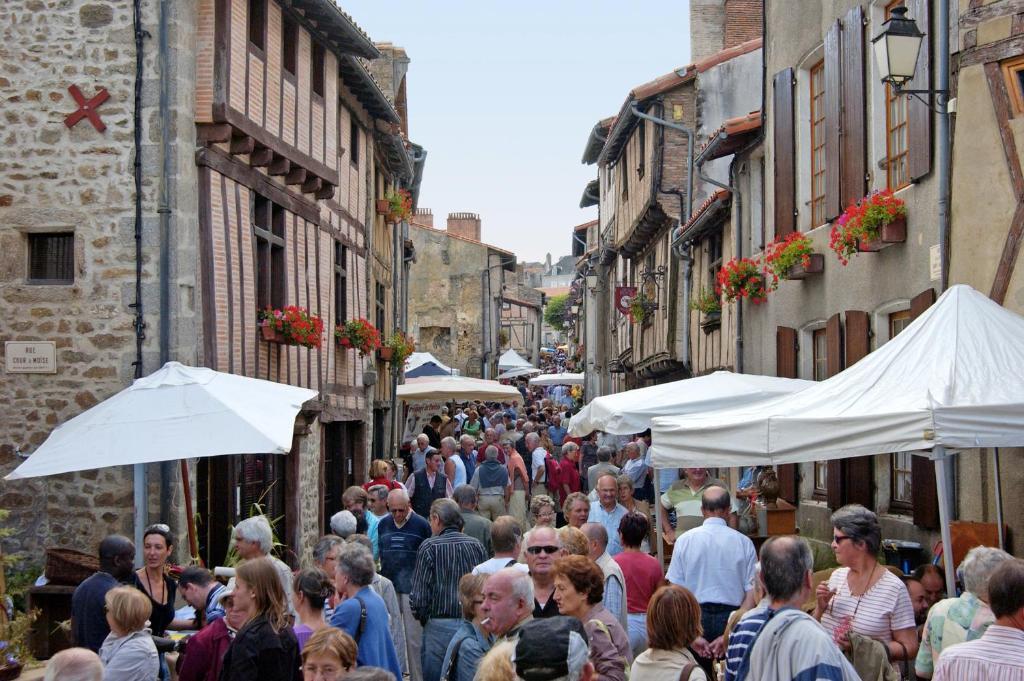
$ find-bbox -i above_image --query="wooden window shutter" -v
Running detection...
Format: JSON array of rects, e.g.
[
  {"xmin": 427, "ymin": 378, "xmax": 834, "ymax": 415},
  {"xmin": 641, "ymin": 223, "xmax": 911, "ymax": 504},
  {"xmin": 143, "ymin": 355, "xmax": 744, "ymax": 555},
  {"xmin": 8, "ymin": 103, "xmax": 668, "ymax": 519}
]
[
  {"xmin": 841, "ymin": 5, "xmax": 868, "ymax": 209},
  {"xmin": 776, "ymin": 325, "xmax": 799, "ymax": 502},
  {"xmin": 906, "ymin": 0, "xmax": 932, "ymax": 181},
  {"xmin": 773, "ymin": 68, "xmax": 797, "ymax": 237},
  {"xmin": 909, "ymin": 287, "xmax": 939, "ymax": 527},
  {"xmin": 826, "ymin": 459, "xmax": 844, "ymax": 509},
  {"xmin": 824, "ymin": 21, "xmax": 842, "ymax": 220},
  {"xmin": 826, "ymin": 313, "xmax": 843, "ymax": 377},
  {"xmin": 912, "ymin": 454, "xmax": 939, "ymax": 528},
  {"xmin": 910, "ymin": 287, "xmax": 937, "ymax": 320},
  {"xmin": 844, "ymin": 456, "xmax": 875, "ymax": 509},
  {"xmin": 845, "ymin": 310, "xmax": 870, "ymax": 366},
  {"xmin": 776, "ymin": 326, "xmax": 798, "ymax": 378}
]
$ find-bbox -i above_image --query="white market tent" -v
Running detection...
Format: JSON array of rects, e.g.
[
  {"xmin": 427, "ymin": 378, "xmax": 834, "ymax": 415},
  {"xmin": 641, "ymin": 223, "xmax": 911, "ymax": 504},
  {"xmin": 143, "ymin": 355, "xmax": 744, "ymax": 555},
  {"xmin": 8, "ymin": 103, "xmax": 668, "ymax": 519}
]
[
  {"xmin": 397, "ymin": 375, "xmax": 523, "ymax": 404},
  {"xmin": 498, "ymin": 349, "xmax": 534, "ymax": 372},
  {"xmin": 529, "ymin": 372, "xmax": 585, "ymax": 387},
  {"xmin": 497, "ymin": 366, "xmax": 542, "ymax": 380},
  {"xmin": 567, "ymin": 371, "xmax": 814, "ymax": 436},
  {"xmin": 404, "ymin": 351, "xmax": 460, "ymax": 377},
  {"xmin": 650, "ymin": 285, "xmax": 1024, "ymax": 589}
]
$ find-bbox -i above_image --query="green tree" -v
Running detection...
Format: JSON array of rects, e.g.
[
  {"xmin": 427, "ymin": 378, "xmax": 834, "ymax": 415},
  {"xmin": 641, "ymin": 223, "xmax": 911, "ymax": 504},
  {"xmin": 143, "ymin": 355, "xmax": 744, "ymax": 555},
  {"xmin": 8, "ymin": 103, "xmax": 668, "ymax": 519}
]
[{"xmin": 544, "ymin": 293, "xmax": 569, "ymax": 332}]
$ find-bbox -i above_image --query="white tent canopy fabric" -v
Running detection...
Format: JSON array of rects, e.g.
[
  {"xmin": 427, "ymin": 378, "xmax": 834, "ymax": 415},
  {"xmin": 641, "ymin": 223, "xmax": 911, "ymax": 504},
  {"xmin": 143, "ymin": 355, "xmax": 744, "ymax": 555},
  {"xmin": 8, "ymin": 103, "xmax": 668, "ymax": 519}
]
[
  {"xmin": 404, "ymin": 351, "xmax": 460, "ymax": 376},
  {"xmin": 6, "ymin": 362, "xmax": 317, "ymax": 480},
  {"xmin": 568, "ymin": 371, "xmax": 814, "ymax": 436},
  {"xmin": 497, "ymin": 366, "xmax": 542, "ymax": 380},
  {"xmin": 397, "ymin": 375, "xmax": 523, "ymax": 404},
  {"xmin": 529, "ymin": 372, "xmax": 585, "ymax": 387},
  {"xmin": 649, "ymin": 285, "xmax": 1024, "ymax": 469},
  {"xmin": 498, "ymin": 349, "xmax": 534, "ymax": 371}
]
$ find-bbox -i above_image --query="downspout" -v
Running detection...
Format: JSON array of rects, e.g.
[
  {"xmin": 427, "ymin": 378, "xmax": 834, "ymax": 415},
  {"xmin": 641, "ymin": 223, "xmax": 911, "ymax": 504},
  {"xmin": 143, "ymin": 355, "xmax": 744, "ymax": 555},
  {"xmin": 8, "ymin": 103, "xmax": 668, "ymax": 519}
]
[
  {"xmin": 632, "ymin": 103, "xmax": 695, "ymax": 370},
  {"xmin": 730, "ymin": 158, "xmax": 744, "ymax": 373},
  {"xmin": 390, "ymin": 214, "xmax": 401, "ymax": 455},
  {"xmin": 481, "ymin": 268, "xmax": 491, "ymax": 377},
  {"xmin": 131, "ymin": 0, "xmax": 149, "ymax": 565},
  {"xmin": 937, "ymin": 0, "xmax": 950, "ymax": 293},
  {"xmin": 158, "ymin": 0, "xmax": 175, "ymax": 523}
]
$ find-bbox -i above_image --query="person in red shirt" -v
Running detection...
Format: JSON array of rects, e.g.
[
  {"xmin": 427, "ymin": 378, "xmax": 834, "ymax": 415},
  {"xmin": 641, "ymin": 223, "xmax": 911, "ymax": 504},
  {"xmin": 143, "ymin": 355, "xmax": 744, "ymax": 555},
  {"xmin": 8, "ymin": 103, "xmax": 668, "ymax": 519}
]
[
  {"xmin": 362, "ymin": 459, "xmax": 402, "ymax": 492},
  {"xmin": 612, "ymin": 512, "xmax": 665, "ymax": 655},
  {"xmin": 556, "ymin": 443, "xmax": 582, "ymax": 508}
]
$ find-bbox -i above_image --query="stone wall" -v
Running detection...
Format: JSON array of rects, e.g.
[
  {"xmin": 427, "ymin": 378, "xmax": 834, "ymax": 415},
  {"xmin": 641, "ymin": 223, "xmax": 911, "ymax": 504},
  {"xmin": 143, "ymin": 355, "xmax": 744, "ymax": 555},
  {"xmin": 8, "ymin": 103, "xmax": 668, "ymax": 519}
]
[{"xmin": 0, "ymin": 0, "xmax": 198, "ymax": 561}]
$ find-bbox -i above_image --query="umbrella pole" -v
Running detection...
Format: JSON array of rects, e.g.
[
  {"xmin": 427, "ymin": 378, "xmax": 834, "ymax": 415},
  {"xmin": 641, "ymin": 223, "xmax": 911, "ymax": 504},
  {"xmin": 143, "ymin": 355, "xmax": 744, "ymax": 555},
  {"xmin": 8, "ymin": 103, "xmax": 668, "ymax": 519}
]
[
  {"xmin": 933, "ymin": 447, "xmax": 957, "ymax": 594},
  {"xmin": 133, "ymin": 464, "xmax": 147, "ymax": 567},
  {"xmin": 180, "ymin": 459, "xmax": 201, "ymax": 563},
  {"xmin": 993, "ymin": 448, "xmax": 1005, "ymax": 551},
  {"xmin": 654, "ymin": 468, "xmax": 665, "ymax": 568}
]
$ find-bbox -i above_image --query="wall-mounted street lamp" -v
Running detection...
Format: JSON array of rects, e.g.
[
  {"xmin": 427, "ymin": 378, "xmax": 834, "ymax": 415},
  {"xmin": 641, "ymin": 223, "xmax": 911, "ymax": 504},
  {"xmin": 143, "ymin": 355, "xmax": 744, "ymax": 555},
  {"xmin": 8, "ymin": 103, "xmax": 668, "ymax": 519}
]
[{"xmin": 872, "ymin": 6, "xmax": 925, "ymax": 91}]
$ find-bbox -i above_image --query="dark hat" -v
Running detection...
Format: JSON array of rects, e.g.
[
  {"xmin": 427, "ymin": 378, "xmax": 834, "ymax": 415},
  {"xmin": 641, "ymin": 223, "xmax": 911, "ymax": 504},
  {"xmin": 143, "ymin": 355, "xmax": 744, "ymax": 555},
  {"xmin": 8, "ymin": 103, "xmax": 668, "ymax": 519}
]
[{"xmin": 513, "ymin": 616, "xmax": 589, "ymax": 681}]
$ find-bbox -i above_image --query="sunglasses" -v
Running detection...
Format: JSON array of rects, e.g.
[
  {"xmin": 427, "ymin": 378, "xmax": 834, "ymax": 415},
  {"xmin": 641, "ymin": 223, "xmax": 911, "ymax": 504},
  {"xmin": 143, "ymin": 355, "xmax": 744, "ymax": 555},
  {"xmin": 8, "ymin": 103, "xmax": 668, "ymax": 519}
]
[{"xmin": 526, "ymin": 545, "xmax": 560, "ymax": 555}]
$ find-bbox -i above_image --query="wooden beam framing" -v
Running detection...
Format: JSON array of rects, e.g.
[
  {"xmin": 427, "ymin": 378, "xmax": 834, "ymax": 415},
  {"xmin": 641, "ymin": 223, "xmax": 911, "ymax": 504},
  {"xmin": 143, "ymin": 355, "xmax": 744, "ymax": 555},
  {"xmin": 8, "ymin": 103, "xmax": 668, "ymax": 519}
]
[
  {"xmin": 230, "ymin": 134, "xmax": 255, "ymax": 155},
  {"xmin": 250, "ymin": 146, "xmax": 273, "ymax": 167},
  {"xmin": 985, "ymin": 61, "xmax": 1024, "ymax": 304},
  {"xmin": 269, "ymin": 155, "xmax": 291, "ymax": 176},
  {"xmin": 961, "ymin": 34, "xmax": 1024, "ymax": 67},
  {"xmin": 285, "ymin": 167, "xmax": 308, "ymax": 186},
  {"xmin": 961, "ymin": 0, "xmax": 1024, "ymax": 27}
]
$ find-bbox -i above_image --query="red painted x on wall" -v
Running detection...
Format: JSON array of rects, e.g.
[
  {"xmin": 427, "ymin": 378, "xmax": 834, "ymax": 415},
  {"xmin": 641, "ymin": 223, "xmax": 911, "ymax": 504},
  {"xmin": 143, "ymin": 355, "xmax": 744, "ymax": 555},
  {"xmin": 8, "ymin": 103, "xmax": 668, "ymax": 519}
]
[{"xmin": 64, "ymin": 84, "xmax": 109, "ymax": 132}]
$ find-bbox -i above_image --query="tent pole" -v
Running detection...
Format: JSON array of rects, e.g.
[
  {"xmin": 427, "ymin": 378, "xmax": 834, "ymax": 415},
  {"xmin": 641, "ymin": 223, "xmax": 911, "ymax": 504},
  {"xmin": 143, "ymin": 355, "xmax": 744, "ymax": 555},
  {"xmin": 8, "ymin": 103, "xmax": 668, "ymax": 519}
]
[
  {"xmin": 993, "ymin": 448, "xmax": 1005, "ymax": 550},
  {"xmin": 133, "ymin": 463, "xmax": 147, "ymax": 566},
  {"xmin": 933, "ymin": 446, "xmax": 957, "ymax": 593},
  {"xmin": 180, "ymin": 459, "xmax": 201, "ymax": 563},
  {"xmin": 654, "ymin": 468, "xmax": 665, "ymax": 568}
]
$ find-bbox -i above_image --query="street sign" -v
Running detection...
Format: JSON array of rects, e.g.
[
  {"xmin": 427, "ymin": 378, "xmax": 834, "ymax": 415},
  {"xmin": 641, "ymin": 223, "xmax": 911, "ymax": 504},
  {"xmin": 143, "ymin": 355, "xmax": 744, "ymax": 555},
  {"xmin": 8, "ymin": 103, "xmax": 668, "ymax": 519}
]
[{"xmin": 4, "ymin": 341, "xmax": 57, "ymax": 374}]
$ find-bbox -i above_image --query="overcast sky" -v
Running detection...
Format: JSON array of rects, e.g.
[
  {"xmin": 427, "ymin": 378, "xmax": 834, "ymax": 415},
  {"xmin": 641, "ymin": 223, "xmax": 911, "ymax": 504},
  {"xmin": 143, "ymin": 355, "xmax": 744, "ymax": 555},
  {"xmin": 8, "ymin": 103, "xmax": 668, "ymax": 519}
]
[{"xmin": 344, "ymin": 1, "xmax": 692, "ymax": 263}]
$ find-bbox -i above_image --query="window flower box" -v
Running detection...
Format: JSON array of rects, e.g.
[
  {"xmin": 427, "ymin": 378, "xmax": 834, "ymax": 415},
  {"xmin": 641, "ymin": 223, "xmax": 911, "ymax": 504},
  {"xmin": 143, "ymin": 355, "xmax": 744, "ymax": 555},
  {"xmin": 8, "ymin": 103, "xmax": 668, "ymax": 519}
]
[
  {"xmin": 858, "ymin": 216, "xmax": 907, "ymax": 252},
  {"xmin": 335, "ymin": 318, "xmax": 382, "ymax": 356},
  {"xmin": 375, "ymin": 199, "xmax": 390, "ymax": 215},
  {"xmin": 257, "ymin": 306, "xmax": 324, "ymax": 348},
  {"xmin": 700, "ymin": 310, "xmax": 722, "ymax": 334},
  {"xmin": 785, "ymin": 253, "xmax": 825, "ymax": 279},
  {"xmin": 381, "ymin": 331, "xmax": 416, "ymax": 364},
  {"xmin": 377, "ymin": 346, "xmax": 394, "ymax": 361},
  {"xmin": 717, "ymin": 257, "xmax": 769, "ymax": 304},
  {"xmin": 260, "ymin": 322, "xmax": 287, "ymax": 344}
]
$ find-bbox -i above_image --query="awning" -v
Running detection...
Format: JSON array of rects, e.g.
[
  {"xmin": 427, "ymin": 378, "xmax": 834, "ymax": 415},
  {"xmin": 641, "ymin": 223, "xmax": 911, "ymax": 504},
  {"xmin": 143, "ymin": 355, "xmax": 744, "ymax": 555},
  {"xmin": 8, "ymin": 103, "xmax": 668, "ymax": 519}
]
[
  {"xmin": 397, "ymin": 376, "xmax": 523, "ymax": 404},
  {"xmin": 529, "ymin": 373, "xmax": 585, "ymax": 387}
]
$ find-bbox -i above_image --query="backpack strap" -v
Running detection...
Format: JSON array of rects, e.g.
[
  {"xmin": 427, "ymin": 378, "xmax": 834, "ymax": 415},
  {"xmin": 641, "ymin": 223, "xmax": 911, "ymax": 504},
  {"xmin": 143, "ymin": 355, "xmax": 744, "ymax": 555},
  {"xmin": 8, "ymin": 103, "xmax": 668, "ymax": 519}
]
[
  {"xmin": 442, "ymin": 635, "xmax": 468, "ymax": 681},
  {"xmin": 353, "ymin": 594, "xmax": 368, "ymax": 643},
  {"xmin": 677, "ymin": 664, "xmax": 696, "ymax": 681}
]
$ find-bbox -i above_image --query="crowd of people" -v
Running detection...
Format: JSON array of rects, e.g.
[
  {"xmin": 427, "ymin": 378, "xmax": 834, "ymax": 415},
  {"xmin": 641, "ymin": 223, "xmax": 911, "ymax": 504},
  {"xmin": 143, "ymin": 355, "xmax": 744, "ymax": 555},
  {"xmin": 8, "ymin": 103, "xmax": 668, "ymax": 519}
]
[{"xmin": 57, "ymin": 395, "xmax": 1024, "ymax": 681}]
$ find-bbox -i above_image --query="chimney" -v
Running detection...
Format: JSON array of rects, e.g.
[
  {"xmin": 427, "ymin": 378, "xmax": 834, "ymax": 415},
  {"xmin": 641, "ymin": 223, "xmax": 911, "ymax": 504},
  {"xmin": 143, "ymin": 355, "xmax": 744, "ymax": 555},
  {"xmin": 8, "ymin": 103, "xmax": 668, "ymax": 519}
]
[
  {"xmin": 690, "ymin": 0, "xmax": 726, "ymax": 62},
  {"xmin": 411, "ymin": 207, "xmax": 433, "ymax": 228},
  {"xmin": 723, "ymin": 0, "xmax": 763, "ymax": 50},
  {"xmin": 447, "ymin": 212, "xmax": 481, "ymax": 241}
]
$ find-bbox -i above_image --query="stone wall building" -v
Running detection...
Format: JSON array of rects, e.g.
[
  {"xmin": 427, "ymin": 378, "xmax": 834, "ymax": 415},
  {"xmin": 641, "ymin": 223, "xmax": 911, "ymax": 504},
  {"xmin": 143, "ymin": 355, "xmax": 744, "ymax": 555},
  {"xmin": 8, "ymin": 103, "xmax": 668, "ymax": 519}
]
[
  {"xmin": 0, "ymin": 0, "xmax": 423, "ymax": 568},
  {"xmin": 407, "ymin": 210, "xmax": 530, "ymax": 379}
]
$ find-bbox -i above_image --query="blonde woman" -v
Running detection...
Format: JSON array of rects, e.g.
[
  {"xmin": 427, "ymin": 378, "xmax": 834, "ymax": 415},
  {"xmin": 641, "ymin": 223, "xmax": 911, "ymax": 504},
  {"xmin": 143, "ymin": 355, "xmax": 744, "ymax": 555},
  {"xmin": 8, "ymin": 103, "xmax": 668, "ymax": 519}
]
[
  {"xmin": 98, "ymin": 586, "xmax": 159, "ymax": 681},
  {"xmin": 221, "ymin": 557, "xmax": 302, "ymax": 681}
]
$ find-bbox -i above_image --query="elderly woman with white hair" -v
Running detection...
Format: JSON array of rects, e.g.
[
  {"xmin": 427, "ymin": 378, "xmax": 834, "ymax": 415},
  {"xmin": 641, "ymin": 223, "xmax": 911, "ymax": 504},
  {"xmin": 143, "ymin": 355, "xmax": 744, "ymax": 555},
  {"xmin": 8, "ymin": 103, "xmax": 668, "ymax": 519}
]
[
  {"xmin": 233, "ymin": 515, "xmax": 294, "ymax": 615},
  {"xmin": 915, "ymin": 545, "xmax": 1013, "ymax": 678}
]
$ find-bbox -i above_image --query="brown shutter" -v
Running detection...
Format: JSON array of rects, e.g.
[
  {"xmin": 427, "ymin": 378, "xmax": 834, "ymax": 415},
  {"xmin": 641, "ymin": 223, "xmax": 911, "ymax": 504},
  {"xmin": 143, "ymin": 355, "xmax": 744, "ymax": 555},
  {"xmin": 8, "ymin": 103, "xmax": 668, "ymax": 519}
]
[
  {"xmin": 826, "ymin": 313, "xmax": 843, "ymax": 377},
  {"xmin": 776, "ymin": 326, "xmax": 798, "ymax": 378},
  {"xmin": 773, "ymin": 68, "xmax": 797, "ymax": 237},
  {"xmin": 826, "ymin": 460, "xmax": 844, "ymax": 509},
  {"xmin": 912, "ymin": 454, "xmax": 939, "ymax": 528},
  {"xmin": 909, "ymin": 287, "xmax": 939, "ymax": 527},
  {"xmin": 776, "ymin": 325, "xmax": 799, "ymax": 502},
  {"xmin": 844, "ymin": 310, "xmax": 870, "ymax": 366},
  {"xmin": 845, "ymin": 457, "xmax": 874, "ymax": 509},
  {"xmin": 910, "ymin": 288, "xmax": 937, "ymax": 320},
  {"xmin": 824, "ymin": 21, "xmax": 842, "ymax": 220},
  {"xmin": 841, "ymin": 5, "xmax": 867, "ymax": 208},
  {"xmin": 906, "ymin": 0, "xmax": 932, "ymax": 181}
]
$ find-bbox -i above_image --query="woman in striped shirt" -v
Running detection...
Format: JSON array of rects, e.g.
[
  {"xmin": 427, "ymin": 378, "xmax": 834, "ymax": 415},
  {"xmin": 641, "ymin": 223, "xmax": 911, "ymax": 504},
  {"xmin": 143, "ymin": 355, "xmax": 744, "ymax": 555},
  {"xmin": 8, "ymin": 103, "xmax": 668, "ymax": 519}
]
[{"xmin": 814, "ymin": 505, "xmax": 918, "ymax": 673}]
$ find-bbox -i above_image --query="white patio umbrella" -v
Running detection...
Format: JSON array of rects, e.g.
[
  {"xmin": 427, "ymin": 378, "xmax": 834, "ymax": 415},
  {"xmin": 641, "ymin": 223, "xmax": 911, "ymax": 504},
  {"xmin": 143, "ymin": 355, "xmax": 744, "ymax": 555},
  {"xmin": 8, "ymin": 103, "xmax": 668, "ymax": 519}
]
[
  {"xmin": 397, "ymin": 375, "xmax": 523, "ymax": 404},
  {"xmin": 650, "ymin": 285, "xmax": 1024, "ymax": 589},
  {"xmin": 497, "ymin": 366, "xmax": 542, "ymax": 380},
  {"xmin": 567, "ymin": 371, "xmax": 813, "ymax": 436},
  {"xmin": 7, "ymin": 361, "xmax": 317, "ymax": 558}
]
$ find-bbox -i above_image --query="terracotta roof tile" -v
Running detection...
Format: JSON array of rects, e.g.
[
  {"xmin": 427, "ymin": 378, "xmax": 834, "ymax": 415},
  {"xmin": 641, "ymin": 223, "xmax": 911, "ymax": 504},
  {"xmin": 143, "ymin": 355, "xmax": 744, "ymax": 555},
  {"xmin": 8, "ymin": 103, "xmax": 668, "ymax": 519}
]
[
  {"xmin": 675, "ymin": 189, "xmax": 732, "ymax": 241},
  {"xmin": 696, "ymin": 110, "xmax": 762, "ymax": 162},
  {"xmin": 410, "ymin": 222, "xmax": 515, "ymax": 258},
  {"xmin": 574, "ymin": 219, "xmax": 599, "ymax": 232}
]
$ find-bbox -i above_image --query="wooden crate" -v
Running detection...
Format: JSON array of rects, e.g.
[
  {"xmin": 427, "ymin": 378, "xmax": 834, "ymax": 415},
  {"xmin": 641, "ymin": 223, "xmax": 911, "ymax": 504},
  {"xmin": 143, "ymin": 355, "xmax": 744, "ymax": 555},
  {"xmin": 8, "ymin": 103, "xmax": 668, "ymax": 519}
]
[{"xmin": 756, "ymin": 498, "xmax": 797, "ymax": 536}]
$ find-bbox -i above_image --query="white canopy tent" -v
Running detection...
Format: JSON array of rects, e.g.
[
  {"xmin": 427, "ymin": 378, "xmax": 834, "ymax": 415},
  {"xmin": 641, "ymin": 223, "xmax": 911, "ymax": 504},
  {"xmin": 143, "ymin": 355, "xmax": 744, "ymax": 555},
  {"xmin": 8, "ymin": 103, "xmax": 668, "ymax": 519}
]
[
  {"xmin": 404, "ymin": 351, "xmax": 460, "ymax": 377},
  {"xmin": 567, "ymin": 371, "xmax": 814, "ymax": 436},
  {"xmin": 529, "ymin": 372, "xmax": 585, "ymax": 386},
  {"xmin": 498, "ymin": 349, "xmax": 534, "ymax": 372},
  {"xmin": 650, "ymin": 285, "xmax": 1024, "ymax": 589},
  {"xmin": 397, "ymin": 375, "xmax": 523, "ymax": 404},
  {"xmin": 497, "ymin": 366, "xmax": 542, "ymax": 380}
]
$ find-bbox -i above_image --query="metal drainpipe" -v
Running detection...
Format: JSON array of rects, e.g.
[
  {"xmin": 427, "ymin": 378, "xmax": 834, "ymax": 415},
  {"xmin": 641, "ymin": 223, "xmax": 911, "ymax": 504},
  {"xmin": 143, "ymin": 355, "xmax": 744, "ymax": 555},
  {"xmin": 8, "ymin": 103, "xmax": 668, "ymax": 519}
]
[
  {"xmin": 937, "ymin": 0, "xmax": 950, "ymax": 292},
  {"xmin": 390, "ymin": 214, "xmax": 401, "ymax": 455},
  {"xmin": 158, "ymin": 0, "xmax": 175, "ymax": 524},
  {"xmin": 481, "ymin": 268, "xmax": 491, "ymax": 377},
  {"xmin": 131, "ymin": 0, "xmax": 148, "ymax": 565},
  {"xmin": 730, "ymin": 158, "xmax": 744, "ymax": 373}
]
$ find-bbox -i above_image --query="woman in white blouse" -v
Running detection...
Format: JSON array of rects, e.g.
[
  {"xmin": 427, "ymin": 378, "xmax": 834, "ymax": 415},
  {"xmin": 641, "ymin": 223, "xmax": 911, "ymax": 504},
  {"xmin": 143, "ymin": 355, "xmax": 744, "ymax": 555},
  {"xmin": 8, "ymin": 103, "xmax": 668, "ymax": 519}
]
[{"xmin": 814, "ymin": 504, "xmax": 919, "ymax": 669}]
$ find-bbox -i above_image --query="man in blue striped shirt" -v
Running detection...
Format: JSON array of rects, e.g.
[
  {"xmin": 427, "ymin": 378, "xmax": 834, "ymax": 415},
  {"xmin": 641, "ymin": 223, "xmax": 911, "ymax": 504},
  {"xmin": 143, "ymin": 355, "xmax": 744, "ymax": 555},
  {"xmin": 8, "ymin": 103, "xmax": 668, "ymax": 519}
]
[{"xmin": 725, "ymin": 536, "xmax": 858, "ymax": 681}]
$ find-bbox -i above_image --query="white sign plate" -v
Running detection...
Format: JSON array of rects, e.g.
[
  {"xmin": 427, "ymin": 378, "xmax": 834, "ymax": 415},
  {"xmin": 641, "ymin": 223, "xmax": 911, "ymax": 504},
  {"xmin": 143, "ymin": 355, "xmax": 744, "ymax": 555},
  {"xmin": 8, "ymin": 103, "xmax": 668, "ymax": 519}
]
[{"xmin": 5, "ymin": 341, "xmax": 57, "ymax": 374}]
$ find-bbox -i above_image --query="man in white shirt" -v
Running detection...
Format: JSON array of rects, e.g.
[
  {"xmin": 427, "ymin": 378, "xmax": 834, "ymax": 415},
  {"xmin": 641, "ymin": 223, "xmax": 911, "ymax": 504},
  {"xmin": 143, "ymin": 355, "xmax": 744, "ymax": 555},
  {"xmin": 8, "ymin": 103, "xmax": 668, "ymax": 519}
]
[
  {"xmin": 667, "ymin": 486, "xmax": 756, "ymax": 669},
  {"xmin": 473, "ymin": 515, "xmax": 529, "ymax": 576},
  {"xmin": 619, "ymin": 442, "xmax": 647, "ymax": 500},
  {"xmin": 526, "ymin": 432, "xmax": 550, "ymax": 499},
  {"xmin": 411, "ymin": 434, "xmax": 437, "ymax": 473}
]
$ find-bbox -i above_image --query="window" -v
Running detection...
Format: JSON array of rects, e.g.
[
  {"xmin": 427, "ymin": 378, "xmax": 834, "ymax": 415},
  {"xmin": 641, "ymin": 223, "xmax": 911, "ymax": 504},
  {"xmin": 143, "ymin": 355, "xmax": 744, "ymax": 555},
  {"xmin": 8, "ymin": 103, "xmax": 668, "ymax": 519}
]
[
  {"xmin": 1001, "ymin": 55, "xmax": 1024, "ymax": 115},
  {"xmin": 253, "ymin": 195, "xmax": 286, "ymax": 311},
  {"xmin": 375, "ymin": 282, "xmax": 386, "ymax": 333},
  {"xmin": 637, "ymin": 120, "xmax": 646, "ymax": 178},
  {"xmin": 620, "ymin": 161, "xmax": 629, "ymax": 200},
  {"xmin": 247, "ymin": 0, "xmax": 266, "ymax": 52},
  {"xmin": 311, "ymin": 43, "xmax": 325, "ymax": 98},
  {"xmin": 707, "ymin": 232, "xmax": 723, "ymax": 290},
  {"xmin": 890, "ymin": 451, "xmax": 913, "ymax": 509},
  {"xmin": 814, "ymin": 461, "xmax": 828, "ymax": 496},
  {"xmin": 334, "ymin": 241, "xmax": 348, "ymax": 323},
  {"xmin": 812, "ymin": 327, "xmax": 828, "ymax": 381},
  {"xmin": 349, "ymin": 117, "xmax": 360, "ymax": 167},
  {"xmin": 281, "ymin": 14, "xmax": 298, "ymax": 78},
  {"xmin": 28, "ymin": 232, "xmax": 74, "ymax": 283},
  {"xmin": 884, "ymin": 2, "xmax": 910, "ymax": 190},
  {"xmin": 809, "ymin": 60, "xmax": 826, "ymax": 226},
  {"xmin": 889, "ymin": 309, "xmax": 912, "ymax": 338}
]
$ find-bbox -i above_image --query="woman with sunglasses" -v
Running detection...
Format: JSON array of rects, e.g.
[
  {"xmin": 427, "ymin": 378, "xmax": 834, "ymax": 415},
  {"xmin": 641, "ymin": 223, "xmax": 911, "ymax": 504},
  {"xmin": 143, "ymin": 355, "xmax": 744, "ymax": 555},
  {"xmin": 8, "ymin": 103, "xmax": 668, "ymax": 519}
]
[
  {"xmin": 439, "ymin": 573, "xmax": 490, "ymax": 681},
  {"xmin": 814, "ymin": 504, "xmax": 918, "ymax": 672}
]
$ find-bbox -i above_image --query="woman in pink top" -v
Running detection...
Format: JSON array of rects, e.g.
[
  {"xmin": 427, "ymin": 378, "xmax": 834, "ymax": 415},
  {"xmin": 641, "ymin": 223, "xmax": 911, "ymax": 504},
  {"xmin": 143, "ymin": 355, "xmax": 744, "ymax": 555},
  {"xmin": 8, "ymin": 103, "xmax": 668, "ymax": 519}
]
[
  {"xmin": 613, "ymin": 512, "xmax": 665, "ymax": 655},
  {"xmin": 814, "ymin": 505, "xmax": 918, "ymax": 671}
]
